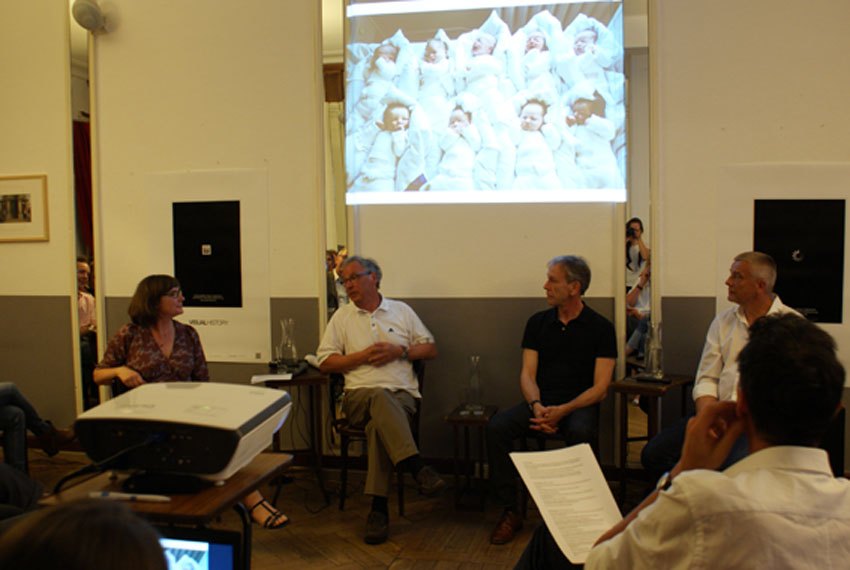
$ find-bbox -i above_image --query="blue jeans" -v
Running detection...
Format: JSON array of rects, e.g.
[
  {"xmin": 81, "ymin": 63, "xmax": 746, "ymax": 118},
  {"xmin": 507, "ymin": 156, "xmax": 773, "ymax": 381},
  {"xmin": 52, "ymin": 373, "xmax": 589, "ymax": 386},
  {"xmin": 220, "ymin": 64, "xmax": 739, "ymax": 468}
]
[
  {"xmin": 0, "ymin": 383, "xmax": 50, "ymax": 472},
  {"xmin": 487, "ymin": 402, "xmax": 599, "ymax": 509},
  {"xmin": 641, "ymin": 413, "xmax": 749, "ymax": 481}
]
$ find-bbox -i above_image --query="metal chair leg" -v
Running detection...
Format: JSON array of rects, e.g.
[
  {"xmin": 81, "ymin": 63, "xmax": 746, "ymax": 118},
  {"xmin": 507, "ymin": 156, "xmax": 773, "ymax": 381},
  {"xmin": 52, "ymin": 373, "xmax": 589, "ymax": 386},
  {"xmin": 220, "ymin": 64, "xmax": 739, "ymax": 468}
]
[{"xmin": 339, "ymin": 434, "xmax": 350, "ymax": 511}]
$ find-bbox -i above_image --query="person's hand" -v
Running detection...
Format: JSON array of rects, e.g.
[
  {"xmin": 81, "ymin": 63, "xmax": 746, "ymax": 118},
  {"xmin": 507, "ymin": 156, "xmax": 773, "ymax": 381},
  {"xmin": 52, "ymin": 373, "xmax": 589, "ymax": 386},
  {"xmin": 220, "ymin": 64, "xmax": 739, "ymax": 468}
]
[
  {"xmin": 365, "ymin": 342, "xmax": 403, "ymax": 367},
  {"xmin": 529, "ymin": 405, "xmax": 567, "ymax": 434},
  {"xmin": 675, "ymin": 400, "xmax": 744, "ymax": 474},
  {"xmin": 626, "ymin": 306, "xmax": 642, "ymax": 319},
  {"xmin": 116, "ymin": 366, "xmax": 145, "ymax": 388},
  {"xmin": 448, "ymin": 122, "xmax": 464, "ymax": 135}
]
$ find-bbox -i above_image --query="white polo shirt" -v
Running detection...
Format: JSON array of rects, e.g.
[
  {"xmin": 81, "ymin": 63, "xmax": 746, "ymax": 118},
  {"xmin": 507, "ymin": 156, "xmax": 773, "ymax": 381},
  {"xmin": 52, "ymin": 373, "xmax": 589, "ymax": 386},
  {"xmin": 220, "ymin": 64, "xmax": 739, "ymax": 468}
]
[{"xmin": 317, "ymin": 297, "xmax": 434, "ymax": 397}]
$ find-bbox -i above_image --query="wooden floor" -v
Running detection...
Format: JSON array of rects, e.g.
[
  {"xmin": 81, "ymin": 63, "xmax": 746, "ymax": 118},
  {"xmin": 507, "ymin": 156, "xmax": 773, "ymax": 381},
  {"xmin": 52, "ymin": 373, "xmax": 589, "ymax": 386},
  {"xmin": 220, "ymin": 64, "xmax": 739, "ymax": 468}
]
[{"xmin": 18, "ymin": 407, "xmax": 650, "ymax": 569}]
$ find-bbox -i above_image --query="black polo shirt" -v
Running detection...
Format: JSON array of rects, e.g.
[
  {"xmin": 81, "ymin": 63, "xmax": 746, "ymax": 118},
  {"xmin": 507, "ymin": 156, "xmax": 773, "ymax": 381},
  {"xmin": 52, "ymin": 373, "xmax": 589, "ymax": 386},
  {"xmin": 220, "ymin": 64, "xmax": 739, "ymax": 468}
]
[{"xmin": 521, "ymin": 304, "xmax": 617, "ymax": 404}]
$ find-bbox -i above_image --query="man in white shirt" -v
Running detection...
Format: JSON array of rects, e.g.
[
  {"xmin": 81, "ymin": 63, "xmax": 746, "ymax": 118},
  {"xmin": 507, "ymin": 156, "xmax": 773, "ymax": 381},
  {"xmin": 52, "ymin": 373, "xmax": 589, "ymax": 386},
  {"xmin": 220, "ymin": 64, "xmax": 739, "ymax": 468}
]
[
  {"xmin": 641, "ymin": 251, "xmax": 800, "ymax": 479},
  {"xmin": 516, "ymin": 314, "xmax": 850, "ymax": 569},
  {"xmin": 317, "ymin": 255, "xmax": 442, "ymax": 545}
]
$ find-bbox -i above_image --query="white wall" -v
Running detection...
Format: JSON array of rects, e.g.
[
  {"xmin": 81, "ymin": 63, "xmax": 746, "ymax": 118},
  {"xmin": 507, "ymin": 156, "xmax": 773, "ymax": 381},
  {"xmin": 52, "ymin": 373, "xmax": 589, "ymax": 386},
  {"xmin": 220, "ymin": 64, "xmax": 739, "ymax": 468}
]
[
  {"xmin": 0, "ymin": 0, "xmax": 76, "ymax": 296},
  {"xmin": 358, "ymin": 203, "xmax": 619, "ymax": 299},
  {"xmin": 654, "ymin": 0, "xmax": 850, "ymax": 297},
  {"xmin": 93, "ymin": 0, "xmax": 324, "ymax": 300},
  {"xmin": 653, "ymin": 0, "xmax": 850, "ymax": 373}
]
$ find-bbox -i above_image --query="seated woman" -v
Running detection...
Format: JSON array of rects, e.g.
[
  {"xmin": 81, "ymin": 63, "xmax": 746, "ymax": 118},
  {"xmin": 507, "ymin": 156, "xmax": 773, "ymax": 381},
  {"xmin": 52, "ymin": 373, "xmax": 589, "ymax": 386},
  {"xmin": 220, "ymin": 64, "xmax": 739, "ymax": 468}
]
[{"xmin": 93, "ymin": 274, "xmax": 289, "ymax": 529}]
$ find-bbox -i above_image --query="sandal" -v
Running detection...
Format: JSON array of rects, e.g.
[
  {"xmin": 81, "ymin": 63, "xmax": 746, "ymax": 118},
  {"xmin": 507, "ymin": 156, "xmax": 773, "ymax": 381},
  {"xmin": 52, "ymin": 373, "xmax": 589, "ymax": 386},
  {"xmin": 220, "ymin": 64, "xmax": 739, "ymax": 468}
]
[{"xmin": 247, "ymin": 500, "xmax": 290, "ymax": 530}]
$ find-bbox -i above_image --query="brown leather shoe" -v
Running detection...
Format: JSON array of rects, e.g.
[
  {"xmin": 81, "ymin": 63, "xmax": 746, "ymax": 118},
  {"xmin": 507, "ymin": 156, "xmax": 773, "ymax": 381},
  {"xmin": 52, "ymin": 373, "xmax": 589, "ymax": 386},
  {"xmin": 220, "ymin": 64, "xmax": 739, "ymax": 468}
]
[
  {"xmin": 490, "ymin": 509, "xmax": 523, "ymax": 545},
  {"xmin": 34, "ymin": 421, "xmax": 76, "ymax": 457}
]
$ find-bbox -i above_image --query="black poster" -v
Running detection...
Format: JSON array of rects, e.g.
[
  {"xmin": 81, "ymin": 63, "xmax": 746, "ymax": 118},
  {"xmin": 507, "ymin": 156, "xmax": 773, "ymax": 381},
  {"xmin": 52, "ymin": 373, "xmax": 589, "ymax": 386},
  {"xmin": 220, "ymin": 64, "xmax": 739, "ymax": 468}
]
[
  {"xmin": 753, "ymin": 199, "xmax": 844, "ymax": 323},
  {"xmin": 172, "ymin": 201, "xmax": 242, "ymax": 308}
]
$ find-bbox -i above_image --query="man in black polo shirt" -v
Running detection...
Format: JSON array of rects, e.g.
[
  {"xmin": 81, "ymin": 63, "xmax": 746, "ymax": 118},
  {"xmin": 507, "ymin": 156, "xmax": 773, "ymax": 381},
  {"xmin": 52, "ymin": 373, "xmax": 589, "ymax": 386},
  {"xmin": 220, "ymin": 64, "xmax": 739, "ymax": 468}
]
[{"xmin": 487, "ymin": 255, "xmax": 617, "ymax": 545}]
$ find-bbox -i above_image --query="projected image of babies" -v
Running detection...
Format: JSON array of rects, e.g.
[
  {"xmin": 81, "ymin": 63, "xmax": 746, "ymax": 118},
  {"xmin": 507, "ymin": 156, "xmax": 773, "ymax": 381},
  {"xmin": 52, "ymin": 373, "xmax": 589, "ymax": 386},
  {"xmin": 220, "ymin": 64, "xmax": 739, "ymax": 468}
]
[
  {"xmin": 508, "ymin": 9, "xmax": 566, "ymax": 102},
  {"xmin": 519, "ymin": 32, "xmax": 557, "ymax": 96},
  {"xmin": 513, "ymin": 96, "xmax": 562, "ymax": 190},
  {"xmin": 350, "ymin": 102, "xmax": 413, "ymax": 193},
  {"xmin": 344, "ymin": 5, "xmax": 627, "ymax": 197},
  {"xmin": 427, "ymin": 99, "xmax": 482, "ymax": 191},
  {"xmin": 418, "ymin": 34, "xmax": 455, "ymax": 162},
  {"xmin": 573, "ymin": 29, "xmax": 598, "ymax": 56},
  {"xmin": 566, "ymin": 85, "xmax": 624, "ymax": 189},
  {"xmin": 526, "ymin": 31, "xmax": 545, "ymax": 53},
  {"xmin": 349, "ymin": 43, "xmax": 401, "ymax": 133}
]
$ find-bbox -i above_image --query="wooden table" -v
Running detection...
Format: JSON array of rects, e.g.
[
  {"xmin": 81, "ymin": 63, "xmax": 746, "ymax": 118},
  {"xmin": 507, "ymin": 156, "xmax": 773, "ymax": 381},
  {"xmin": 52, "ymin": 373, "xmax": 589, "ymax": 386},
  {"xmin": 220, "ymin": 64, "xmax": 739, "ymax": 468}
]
[
  {"xmin": 445, "ymin": 405, "xmax": 498, "ymax": 510},
  {"xmin": 263, "ymin": 371, "xmax": 330, "ymax": 504},
  {"xmin": 610, "ymin": 374, "xmax": 694, "ymax": 502},
  {"xmin": 41, "ymin": 453, "xmax": 293, "ymax": 569}
]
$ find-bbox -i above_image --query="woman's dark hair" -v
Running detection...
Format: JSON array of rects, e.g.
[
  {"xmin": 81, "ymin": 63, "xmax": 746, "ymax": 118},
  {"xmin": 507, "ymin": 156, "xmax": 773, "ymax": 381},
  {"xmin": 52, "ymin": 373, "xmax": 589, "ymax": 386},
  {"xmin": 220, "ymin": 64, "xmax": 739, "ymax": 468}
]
[
  {"xmin": 0, "ymin": 499, "xmax": 167, "ymax": 570},
  {"xmin": 128, "ymin": 274, "xmax": 180, "ymax": 328},
  {"xmin": 626, "ymin": 217, "xmax": 645, "ymax": 271}
]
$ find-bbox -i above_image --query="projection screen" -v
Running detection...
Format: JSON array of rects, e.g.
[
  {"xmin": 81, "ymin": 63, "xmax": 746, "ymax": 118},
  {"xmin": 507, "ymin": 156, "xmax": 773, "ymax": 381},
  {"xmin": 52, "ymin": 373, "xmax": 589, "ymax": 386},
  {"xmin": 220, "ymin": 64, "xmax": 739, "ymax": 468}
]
[{"xmin": 345, "ymin": 0, "xmax": 626, "ymax": 205}]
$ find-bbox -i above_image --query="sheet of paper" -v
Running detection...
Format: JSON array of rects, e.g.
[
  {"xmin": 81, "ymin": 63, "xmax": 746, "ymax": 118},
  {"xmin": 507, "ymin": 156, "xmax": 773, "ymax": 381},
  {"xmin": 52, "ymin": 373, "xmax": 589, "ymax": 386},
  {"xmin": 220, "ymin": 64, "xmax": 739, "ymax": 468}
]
[
  {"xmin": 510, "ymin": 443, "xmax": 621, "ymax": 564},
  {"xmin": 250, "ymin": 373, "xmax": 292, "ymax": 384}
]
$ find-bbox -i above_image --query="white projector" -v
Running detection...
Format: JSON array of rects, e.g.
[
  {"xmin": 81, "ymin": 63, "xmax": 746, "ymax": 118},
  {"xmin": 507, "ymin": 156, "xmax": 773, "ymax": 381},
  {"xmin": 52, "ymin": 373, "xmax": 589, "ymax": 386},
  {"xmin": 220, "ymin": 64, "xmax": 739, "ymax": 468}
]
[{"xmin": 75, "ymin": 382, "xmax": 291, "ymax": 481}]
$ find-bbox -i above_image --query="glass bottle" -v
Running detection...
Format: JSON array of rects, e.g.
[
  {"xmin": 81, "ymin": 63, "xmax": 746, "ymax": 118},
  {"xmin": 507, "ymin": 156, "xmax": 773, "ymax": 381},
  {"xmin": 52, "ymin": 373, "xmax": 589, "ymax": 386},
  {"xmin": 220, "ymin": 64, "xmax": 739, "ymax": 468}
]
[
  {"xmin": 278, "ymin": 318, "xmax": 298, "ymax": 367},
  {"xmin": 645, "ymin": 320, "xmax": 663, "ymax": 379},
  {"xmin": 465, "ymin": 355, "xmax": 484, "ymax": 415}
]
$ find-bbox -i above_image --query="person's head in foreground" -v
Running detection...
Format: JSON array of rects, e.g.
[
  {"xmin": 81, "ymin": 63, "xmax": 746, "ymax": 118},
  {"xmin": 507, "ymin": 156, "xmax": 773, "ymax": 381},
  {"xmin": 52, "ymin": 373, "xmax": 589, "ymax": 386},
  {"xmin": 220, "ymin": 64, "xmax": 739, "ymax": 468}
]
[
  {"xmin": 738, "ymin": 313, "xmax": 844, "ymax": 446},
  {"xmin": 0, "ymin": 498, "xmax": 167, "ymax": 570}
]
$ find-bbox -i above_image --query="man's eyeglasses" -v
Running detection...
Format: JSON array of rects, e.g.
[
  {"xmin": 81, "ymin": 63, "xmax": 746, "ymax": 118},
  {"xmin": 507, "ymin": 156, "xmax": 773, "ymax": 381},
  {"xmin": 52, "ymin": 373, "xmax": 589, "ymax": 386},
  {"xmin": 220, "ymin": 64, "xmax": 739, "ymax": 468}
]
[{"xmin": 340, "ymin": 272, "xmax": 370, "ymax": 286}]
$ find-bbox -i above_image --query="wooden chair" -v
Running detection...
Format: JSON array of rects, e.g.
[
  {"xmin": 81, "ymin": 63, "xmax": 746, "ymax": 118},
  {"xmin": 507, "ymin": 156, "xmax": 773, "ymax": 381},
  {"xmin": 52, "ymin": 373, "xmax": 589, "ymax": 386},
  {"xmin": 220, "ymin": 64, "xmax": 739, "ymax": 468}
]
[{"xmin": 330, "ymin": 360, "xmax": 425, "ymax": 516}]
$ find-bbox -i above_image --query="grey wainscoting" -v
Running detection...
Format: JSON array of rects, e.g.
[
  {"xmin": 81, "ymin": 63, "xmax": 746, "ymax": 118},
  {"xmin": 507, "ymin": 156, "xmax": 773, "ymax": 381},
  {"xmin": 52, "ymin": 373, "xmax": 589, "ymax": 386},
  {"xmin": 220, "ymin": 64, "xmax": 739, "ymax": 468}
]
[
  {"xmin": 0, "ymin": 295, "xmax": 76, "ymax": 426},
  {"xmin": 404, "ymin": 296, "xmax": 616, "ymax": 463},
  {"xmin": 98, "ymin": 295, "xmax": 850, "ymax": 472},
  {"xmin": 657, "ymin": 296, "xmax": 717, "ymax": 427},
  {"xmin": 103, "ymin": 297, "xmax": 319, "ymax": 450}
]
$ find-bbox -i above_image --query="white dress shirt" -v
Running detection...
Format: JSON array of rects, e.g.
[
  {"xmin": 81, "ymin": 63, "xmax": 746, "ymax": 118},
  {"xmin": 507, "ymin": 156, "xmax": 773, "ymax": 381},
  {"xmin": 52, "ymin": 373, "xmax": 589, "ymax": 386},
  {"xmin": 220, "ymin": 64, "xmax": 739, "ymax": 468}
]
[
  {"xmin": 316, "ymin": 297, "xmax": 434, "ymax": 397},
  {"xmin": 586, "ymin": 446, "xmax": 850, "ymax": 569},
  {"xmin": 692, "ymin": 295, "xmax": 799, "ymax": 403}
]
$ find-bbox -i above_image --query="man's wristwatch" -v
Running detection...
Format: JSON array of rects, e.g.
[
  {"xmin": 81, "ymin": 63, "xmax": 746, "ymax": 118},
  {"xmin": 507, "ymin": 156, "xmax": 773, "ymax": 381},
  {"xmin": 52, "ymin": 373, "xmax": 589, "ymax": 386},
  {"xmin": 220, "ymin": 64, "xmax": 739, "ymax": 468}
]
[
  {"xmin": 527, "ymin": 399, "xmax": 541, "ymax": 412},
  {"xmin": 656, "ymin": 471, "xmax": 674, "ymax": 492},
  {"xmin": 400, "ymin": 347, "xmax": 409, "ymax": 360}
]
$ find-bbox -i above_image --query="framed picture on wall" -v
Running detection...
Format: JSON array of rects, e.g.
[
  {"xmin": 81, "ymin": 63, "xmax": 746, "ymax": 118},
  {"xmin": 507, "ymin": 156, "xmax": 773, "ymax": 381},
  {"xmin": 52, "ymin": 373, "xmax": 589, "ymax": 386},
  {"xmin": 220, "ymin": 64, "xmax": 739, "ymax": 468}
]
[
  {"xmin": 172, "ymin": 200, "xmax": 243, "ymax": 308},
  {"xmin": 754, "ymin": 198, "xmax": 845, "ymax": 323},
  {"xmin": 0, "ymin": 174, "xmax": 49, "ymax": 242}
]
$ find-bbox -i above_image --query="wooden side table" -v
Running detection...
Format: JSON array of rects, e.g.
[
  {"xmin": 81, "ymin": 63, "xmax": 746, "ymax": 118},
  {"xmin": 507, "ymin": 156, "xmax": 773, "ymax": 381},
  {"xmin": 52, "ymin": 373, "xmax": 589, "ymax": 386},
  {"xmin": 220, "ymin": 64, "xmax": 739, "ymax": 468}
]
[
  {"xmin": 262, "ymin": 371, "xmax": 330, "ymax": 505},
  {"xmin": 445, "ymin": 405, "xmax": 498, "ymax": 510},
  {"xmin": 610, "ymin": 374, "xmax": 694, "ymax": 502},
  {"xmin": 41, "ymin": 453, "xmax": 293, "ymax": 570}
]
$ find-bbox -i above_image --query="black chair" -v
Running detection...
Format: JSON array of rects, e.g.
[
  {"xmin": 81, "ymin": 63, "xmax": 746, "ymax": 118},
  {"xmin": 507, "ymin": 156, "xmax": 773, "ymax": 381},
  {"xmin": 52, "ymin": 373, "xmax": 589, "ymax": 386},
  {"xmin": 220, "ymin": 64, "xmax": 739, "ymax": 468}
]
[{"xmin": 331, "ymin": 360, "xmax": 425, "ymax": 516}]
